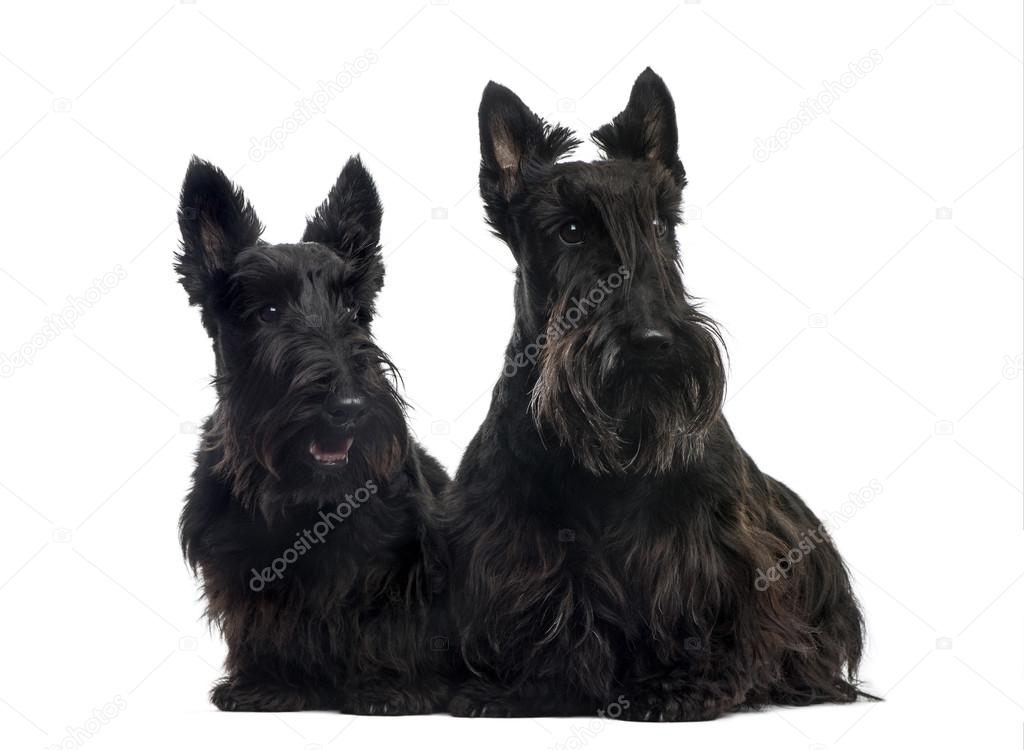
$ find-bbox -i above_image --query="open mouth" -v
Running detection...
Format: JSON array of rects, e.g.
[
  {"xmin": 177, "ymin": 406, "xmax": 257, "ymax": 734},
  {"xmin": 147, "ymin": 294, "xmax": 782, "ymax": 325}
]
[{"xmin": 309, "ymin": 435, "xmax": 354, "ymax": 467}]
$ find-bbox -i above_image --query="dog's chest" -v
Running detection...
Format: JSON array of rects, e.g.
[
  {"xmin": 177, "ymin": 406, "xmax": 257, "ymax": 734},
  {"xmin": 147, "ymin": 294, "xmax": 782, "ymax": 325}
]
[{"xmin": 566, "ymin": 489, "xmax": 707, "ymax": 631}]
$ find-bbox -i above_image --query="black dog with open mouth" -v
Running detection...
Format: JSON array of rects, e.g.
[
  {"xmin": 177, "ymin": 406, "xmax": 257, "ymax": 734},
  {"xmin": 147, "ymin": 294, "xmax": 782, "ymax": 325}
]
[{"xmin": 176, "ymin": 156, "xmax": 450, "ymax": 713}]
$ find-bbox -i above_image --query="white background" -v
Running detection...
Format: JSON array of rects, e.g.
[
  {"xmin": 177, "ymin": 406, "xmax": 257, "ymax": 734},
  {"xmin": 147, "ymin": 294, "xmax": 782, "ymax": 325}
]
[{"xmin": 1, "ymin": 1, "xmax": 1021, "ymax": 748}]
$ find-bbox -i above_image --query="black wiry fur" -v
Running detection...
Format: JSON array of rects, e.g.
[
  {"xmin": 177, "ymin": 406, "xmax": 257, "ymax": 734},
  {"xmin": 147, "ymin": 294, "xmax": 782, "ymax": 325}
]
[
  {"xmin": 176, "ymin": 156, "xmax": 451, "ymax": 713},
  {"xmin": 444, "ymin": 69, "xmax": 871, "ymax": 720}
]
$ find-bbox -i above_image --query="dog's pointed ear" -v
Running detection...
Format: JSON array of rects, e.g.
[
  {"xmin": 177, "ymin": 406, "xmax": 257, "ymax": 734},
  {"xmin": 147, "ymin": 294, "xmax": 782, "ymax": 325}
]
[
  {"xmin": 479, "ymin": 81, "xmax": 580, "ymax": 227},
  {"xmin": 176, "ymin": 157, "xmax": 263, "ymax": 305},
  {"xmin": 302, "ymin": 156, "xmax": 383, "ymax": 258},
  {"xmin": 591, "ymin": 68, "xmax": 685, "ymax": 187}
]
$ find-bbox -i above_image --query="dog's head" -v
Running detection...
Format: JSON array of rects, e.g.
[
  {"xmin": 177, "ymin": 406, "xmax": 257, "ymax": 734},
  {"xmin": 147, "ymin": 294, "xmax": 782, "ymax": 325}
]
[
  {"xmin": 479, "ymin": 68, "xmax": 725, "ymax": 475},
  {"xmin": 176, "ymin": 156, "xmax": 406, "ymax": 515}
]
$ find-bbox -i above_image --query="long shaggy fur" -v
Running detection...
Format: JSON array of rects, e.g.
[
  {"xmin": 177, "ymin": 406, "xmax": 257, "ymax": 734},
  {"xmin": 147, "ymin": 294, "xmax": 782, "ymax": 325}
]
[
  {"xmin": 443, "ymin": 69, "xmax": 870, "ymax": 720},
  {"xmin": 176, "ymin": 156, "xmax": 451, "ymax": 713}
]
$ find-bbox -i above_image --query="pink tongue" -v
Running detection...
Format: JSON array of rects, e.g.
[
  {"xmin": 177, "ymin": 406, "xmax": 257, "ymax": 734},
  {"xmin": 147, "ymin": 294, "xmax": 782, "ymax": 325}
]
[{"xmin": 312, "ymin": 437, "xmax": 353, "ymax": 460}]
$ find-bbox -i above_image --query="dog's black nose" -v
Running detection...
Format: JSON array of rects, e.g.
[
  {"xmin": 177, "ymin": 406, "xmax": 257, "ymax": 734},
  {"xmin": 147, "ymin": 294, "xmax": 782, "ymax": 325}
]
[
  {"xmin": 326, "ymin": 396, "xmax": 366, "ymax": 427},
  {"xmin": 631, "ymin": 327, "xmax": 673, "ymax": 354}
]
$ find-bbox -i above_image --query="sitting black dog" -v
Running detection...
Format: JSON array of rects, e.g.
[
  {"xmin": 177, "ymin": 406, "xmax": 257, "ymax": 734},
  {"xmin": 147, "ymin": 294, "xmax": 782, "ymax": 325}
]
[
  {"xmin": 444, "ymin": 69, "xmax": 869, "ymax": 720},
  {"xmin": 176, "ymin": 156, "xmax": 449, "ymax": 713}
]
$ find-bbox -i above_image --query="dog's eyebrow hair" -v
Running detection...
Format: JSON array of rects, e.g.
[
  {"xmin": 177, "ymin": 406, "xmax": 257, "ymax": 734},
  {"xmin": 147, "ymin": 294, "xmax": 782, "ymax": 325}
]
[
  {"xmin": 530, "ymin": 178, "xmax": 593, "ymax": 233},
  {"xmin": 547, "ymin": 176, "xmax": 590, "ymax": 211},
  {"xmin": 535, "ymin": 171, "xmax": 681, "ymax": 274},
  {"xmin": 587, "ymin": 183, "xmax": 683, "ymax": 301}
]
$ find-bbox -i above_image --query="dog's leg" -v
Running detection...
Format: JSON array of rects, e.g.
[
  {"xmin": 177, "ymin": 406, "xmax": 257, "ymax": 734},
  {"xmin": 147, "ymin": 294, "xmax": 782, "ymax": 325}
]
[
  {"xmin": 758, "ymin": 476, "xmax": 867, "ymax": 705},
  {"xmin": 449, "ymin": 678, "xmax": 593, "ymax": 718},
  {"xmin": 615, "ymin": 669, "xmax": 749, "ymax": 722},
  {"xmin": 338, "ymin": 677, "xmax": 447, "ymax": 715},
  {"xmin": 614, "ymin": 686, "xmax": 740, "ymax": 722},
  {"xmin": 210, "ymin": 674, "xmax": 325, "ymax": 712}
]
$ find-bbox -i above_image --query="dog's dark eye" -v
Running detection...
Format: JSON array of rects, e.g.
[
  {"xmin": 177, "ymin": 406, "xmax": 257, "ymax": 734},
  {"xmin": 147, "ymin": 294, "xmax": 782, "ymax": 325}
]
[
  {"xmin": 558, "ymin": 221, "xmax": 584, "ymax": 246},
  {"xmin": 653, "ymin": 217, "xmax": 668, "ymax": 238},
  {"xmin": 258, "ymin": 304, "xmax": 281, "ymax": 324}
]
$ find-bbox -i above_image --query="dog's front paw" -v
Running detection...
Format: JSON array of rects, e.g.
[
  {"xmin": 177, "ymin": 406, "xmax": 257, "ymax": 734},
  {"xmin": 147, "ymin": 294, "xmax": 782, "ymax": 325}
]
[
  {"xmin": 339, "ymin": 697, "xmax": 403, "ymax": 715},
  {"xmin": 448, "ymin": 692, "xmax": 509, "ymax": 718},
  {"xmin": 340, "ymin": 685, "xmax": 442, "ymax": 715},
  {"xmin": 617, "ymin": 690, "xmax": 733, "ymax": 722},
  {"xmin": 210, "ymin": 677, "xmax": 315, "ymax": 712},
  {"xmin": 449, "ymin": 681, "xmax": 584, "ymax": 717}
]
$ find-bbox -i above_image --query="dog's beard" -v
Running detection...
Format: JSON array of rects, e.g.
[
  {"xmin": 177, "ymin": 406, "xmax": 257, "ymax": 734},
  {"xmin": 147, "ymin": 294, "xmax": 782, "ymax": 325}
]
[
  {"xmin": 206, "ymin": 376, "xmax": 407, "ymax": 521},
  {"xmin": 530, "ymin": 308, "xmax": 726, "ymax": 475}
]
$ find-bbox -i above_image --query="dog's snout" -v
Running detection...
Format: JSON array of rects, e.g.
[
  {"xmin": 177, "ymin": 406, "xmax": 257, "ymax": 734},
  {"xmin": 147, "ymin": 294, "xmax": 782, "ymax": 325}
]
[
  {"xmin": 325, "ymin": 395, "xmax": 366, "ymax": 427},
  {"xmin": 630, "ymin": 326, "xmax": 674, "ymax": 355}
]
